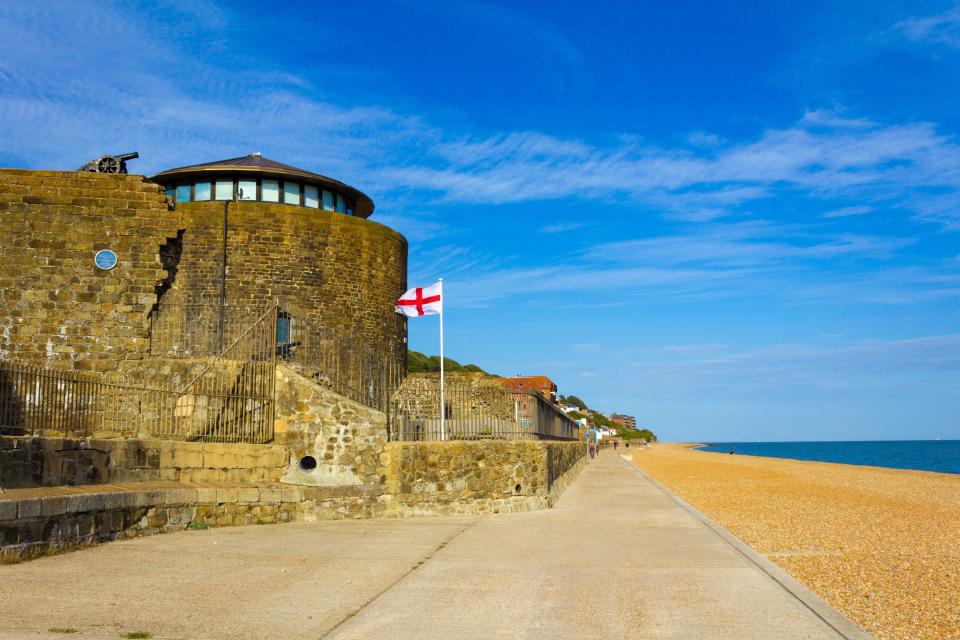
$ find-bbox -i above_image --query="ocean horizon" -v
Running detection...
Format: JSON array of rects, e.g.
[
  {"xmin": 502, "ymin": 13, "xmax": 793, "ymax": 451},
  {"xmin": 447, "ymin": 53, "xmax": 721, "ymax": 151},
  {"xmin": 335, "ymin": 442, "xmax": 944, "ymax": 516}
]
[{"xmin": 694, "ymin": 440, "xmax": 960, "ymax": 475}]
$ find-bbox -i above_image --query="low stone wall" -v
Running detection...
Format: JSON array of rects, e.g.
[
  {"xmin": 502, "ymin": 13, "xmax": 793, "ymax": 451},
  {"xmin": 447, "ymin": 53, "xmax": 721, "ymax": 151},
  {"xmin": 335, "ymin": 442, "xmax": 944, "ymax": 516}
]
[
  {"xmin": 0, "ymin": 484, "xmax": 309, "ymax": 563},
  {"xmin": 0, "ymin": 436, "xmax": 288, "ymax": 489},
  {"xmin": 381, "ymin": 440, "xmax": 586, "ymax": 516},
  {"xmin": 0, "ymin": 427, "xmax": 587, "ymax": 561},
  {"xmin": 274, "ymin": 365, "xmax": 388, "ymax": 487}
]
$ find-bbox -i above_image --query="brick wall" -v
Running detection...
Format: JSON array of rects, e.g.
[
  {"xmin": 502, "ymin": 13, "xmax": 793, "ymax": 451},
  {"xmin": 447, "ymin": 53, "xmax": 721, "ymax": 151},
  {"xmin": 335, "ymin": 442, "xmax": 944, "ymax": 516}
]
[{"xmin": 0, "ymin": 170, "xmax": 181, "ymax": 371}]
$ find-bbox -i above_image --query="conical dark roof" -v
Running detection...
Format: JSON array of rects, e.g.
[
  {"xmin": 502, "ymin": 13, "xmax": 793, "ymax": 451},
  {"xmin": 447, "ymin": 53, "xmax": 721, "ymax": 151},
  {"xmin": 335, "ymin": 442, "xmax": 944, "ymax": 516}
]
[{"xmin": 150, "ymin": 153, "xmax": 375, "ymax": 217}]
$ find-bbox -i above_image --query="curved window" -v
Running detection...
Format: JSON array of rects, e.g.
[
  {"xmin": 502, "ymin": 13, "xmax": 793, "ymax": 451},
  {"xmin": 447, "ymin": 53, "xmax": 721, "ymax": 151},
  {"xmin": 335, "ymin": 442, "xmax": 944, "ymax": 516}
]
[
  {"xmin": 284, "ymin": 182, "xmax": 300, "ymax": 205},
  {"xmin": 163, "ymin": 175, "xmax": 362, "ymax": 215},
  {"xmin": 238, "ymin": 180, "xmax": 257, "ymax": 200},
  {"xmin": 304, "ymin": 185, "xmax": 319, "ymax": 208},
  {"xmin": 262, "ymin": 180, "xmax": 279, "ymax": 202},
  {"xmin": 194, "ymin": 182, "xmax": 211, "ymax": 201}
]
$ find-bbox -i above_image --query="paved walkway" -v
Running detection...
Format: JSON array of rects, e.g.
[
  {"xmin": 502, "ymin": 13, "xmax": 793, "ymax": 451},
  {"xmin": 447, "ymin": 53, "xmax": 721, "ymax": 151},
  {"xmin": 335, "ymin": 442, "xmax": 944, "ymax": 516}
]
[{"xmin": 0, "ymin": 452, "xmax": 868, "ymax": 639}]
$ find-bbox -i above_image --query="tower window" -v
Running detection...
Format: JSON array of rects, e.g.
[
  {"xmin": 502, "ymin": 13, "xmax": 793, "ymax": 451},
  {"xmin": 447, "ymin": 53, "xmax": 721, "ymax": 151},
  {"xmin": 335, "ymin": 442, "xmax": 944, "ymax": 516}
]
[
  {"xmin": 238, "ymin": 180, "xmax": 257, "ymax": 200},
  {"xmin": 261, "ymin": 180, "xmax": 279, "ymax": 202},
  {"xmin": 215, "ymin": 180, "xmax": 233, "ymax": 200},
  {"xmin": 194, "ymin": 182, "xmax": 211, "ymax": 201},
  {"xmin": 283, "ymin": 182, "xmax": 300, "ymax": 205}
]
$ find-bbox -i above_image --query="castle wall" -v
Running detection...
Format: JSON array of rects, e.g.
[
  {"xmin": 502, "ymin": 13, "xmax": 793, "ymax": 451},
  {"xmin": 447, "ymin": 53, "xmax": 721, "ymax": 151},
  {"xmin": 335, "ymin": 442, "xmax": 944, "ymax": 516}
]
[
  {"xmin": 0, "ymin": 170, "xmax": 407, "ymax": 377},
  {"xmin": 162, "ymin": 201, "xmax": 408, "ymax": 366},
  {"xmin": 0, "ymin": 170, "xmax": 181, "ymax": 371}
]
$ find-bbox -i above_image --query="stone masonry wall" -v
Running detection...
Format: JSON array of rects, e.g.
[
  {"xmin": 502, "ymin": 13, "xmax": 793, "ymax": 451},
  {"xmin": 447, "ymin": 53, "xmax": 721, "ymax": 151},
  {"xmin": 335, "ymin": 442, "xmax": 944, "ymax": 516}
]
[
  {"xmin": 0, "ymin": 170, "xmax": 181, "ymax": 371},
  {"xmin": 0, "ymin": 436, "xmax": 288, "ymax": 489},
  {"xmin": 381, "ymin": 440, "xmax": 586, "ymax": 515},
  {"xmin": 274, "ymin": 365, "xmax": 387, "ymax": 487},
  {"xmin": 159, "ymin": 201, "xmax": 408, "ymax": 366}
]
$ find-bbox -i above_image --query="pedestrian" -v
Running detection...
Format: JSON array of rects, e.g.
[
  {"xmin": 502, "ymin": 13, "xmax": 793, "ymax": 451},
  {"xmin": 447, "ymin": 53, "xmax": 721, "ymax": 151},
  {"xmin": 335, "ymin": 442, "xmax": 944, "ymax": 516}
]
[
  {"xmin": 613, "ymin": 441, "xmax": 619, "ymax": 451},
  {"xmin": 589, "ymin": 441, "xmax": 596, "ymax": 459}
]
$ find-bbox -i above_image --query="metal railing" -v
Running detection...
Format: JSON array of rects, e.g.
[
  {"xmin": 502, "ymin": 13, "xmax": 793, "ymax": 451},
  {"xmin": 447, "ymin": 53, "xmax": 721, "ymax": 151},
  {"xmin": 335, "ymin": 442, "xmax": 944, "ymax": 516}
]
[
  {"xmin": 1, "ymin": 308, "xmax": 278, "ymax": 443},
  {"xmin": 148, "ymin": 302, "xmax": 404, "ymax": 413},
  {"xmin": 515, "ymin": 391, "xmax": 581, "ymax": 440},
  {"xmin": 279, "ymin": 311, "xmax": 404, "ymax": 413},
  {"xmin": 0, "ymin": 362, "xmax": 143, "ymax": 439},
  {"xmin": 149, "ymin": 303, "xmax": 266, "ymax": 358},
  {"xmin": 389, "ymin": 385, "xmax": 580, "ymax": 442},
  {"xmin": 150, "ymin": 305, "xmax": 277, "ymax": 443}
]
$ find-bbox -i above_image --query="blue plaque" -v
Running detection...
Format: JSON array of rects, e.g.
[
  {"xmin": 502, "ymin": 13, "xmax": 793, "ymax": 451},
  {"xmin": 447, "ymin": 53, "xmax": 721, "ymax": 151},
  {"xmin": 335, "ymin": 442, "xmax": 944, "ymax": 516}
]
[{"xmin": 94, "ymin": 249, "xmax": 118, "ymax": 271}]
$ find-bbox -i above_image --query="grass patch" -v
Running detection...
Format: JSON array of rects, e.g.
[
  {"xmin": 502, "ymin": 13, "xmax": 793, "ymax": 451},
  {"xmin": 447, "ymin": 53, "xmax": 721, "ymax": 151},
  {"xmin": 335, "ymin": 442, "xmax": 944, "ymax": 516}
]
[
  {"xmin": 121, "ymin": 632, "xmax": 153, "ymax": 639},
  {"xmin": 47, "ymin": 628, "xmax": 78, "ymax": 634},
  {"xmin": 186, "ymin": 521, "xmax": 208, "ymax": 531}
]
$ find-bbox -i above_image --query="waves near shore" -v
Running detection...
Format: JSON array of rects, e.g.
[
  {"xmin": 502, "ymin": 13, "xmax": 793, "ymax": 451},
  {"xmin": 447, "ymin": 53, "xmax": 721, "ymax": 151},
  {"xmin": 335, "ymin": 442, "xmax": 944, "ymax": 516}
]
[{"xmin": 630, "ymin": 443, "xmax": 960, "ymax": 640}]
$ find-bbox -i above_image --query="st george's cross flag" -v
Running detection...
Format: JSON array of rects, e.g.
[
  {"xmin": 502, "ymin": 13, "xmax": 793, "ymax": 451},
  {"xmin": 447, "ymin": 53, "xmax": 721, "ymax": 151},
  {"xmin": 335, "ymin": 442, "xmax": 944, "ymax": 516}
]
[{"xmin": 395, "ymin": 282, "xmax": 442, "ymax": 317}]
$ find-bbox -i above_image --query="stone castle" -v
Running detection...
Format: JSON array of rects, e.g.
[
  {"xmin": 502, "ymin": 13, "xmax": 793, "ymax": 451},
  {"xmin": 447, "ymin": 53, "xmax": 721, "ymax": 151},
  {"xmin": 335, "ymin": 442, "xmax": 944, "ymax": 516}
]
[{"xmin": 0, "ymin": 153, "xmax": 584, "ymax": 562}]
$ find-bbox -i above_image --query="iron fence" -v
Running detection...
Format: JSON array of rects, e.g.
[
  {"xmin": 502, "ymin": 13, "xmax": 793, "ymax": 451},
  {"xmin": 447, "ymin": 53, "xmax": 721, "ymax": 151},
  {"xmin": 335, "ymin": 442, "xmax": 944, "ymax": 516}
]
[
  {"xmin": 279, "ymin": 311, "xmax": 404, "ymax": 413},
  {"xmin": 149, "ymin": 305, "xmax": 277, "ymax": 443},
  {"xmin": 149, "ymin": 303, "xmax": 266, "ymax": 357},
  {"xmin": 0, "ymin": 362, "xmax": 142, "ymax": 439},
  {"xmin": 149, "ymin": 302, "xmax": 404, "ymax": 413},
  {"xmin": 0, "ymin": 308, "xmax": 277, "ymax": 443},
  {"xmin": 389, "ymin": 385, "xmax": 580, "ymax": 442}
]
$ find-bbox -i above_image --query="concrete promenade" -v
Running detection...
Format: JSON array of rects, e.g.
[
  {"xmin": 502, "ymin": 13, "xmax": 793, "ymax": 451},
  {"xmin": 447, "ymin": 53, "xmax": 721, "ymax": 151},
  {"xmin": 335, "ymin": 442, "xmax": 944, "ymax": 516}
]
[{"xmin": 0, "ymin": 451, "xmax": 868, "ymax": 639}]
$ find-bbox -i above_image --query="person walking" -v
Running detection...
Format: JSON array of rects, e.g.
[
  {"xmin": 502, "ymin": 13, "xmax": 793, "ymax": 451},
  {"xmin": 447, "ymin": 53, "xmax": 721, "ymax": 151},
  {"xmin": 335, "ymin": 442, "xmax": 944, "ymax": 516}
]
[{"xmin": 586, "ymin": 427, "xmax": 598, "ymax": 460}]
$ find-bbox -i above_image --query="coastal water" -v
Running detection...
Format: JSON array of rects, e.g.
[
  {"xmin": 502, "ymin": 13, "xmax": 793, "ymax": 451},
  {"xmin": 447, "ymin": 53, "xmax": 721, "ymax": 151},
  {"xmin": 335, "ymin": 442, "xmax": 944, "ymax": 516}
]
[{"xmin": 696, "ymin": 440, "xmax": 960, "ymax": 475}]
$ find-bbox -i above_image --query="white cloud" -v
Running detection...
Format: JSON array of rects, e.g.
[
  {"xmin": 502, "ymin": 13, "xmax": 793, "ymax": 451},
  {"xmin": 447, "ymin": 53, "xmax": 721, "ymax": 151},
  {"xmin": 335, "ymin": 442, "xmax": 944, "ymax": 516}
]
[
  {"xmin": 540, "ymin": 222, "xmax": 586, "ymax": 233},
  {"xmin": 895, "ymin": 5, "xmax": 960, "ymax": 48},
  {"xmin": 3, "ymin": 3, "xmax": 960, "ymax": 231},
  {"xmin": 627, "ymin": 334, "xmax": 960, "ymax": 394},
  {"xmin": 823, "ymin": 205, "xmax": 873, "ymax": 218}
]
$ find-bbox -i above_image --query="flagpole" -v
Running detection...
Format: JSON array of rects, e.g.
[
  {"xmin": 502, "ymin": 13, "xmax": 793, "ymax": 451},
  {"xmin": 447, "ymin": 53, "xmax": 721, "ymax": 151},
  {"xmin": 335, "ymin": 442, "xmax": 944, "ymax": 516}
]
[{"xmin": 438, "ymin": 277, "xmax": 445, "ymax": 441}]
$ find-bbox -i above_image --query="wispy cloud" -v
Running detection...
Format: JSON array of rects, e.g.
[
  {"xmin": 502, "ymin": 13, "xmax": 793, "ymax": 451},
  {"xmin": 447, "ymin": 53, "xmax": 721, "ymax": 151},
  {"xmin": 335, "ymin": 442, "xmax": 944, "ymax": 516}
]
[
  {"xmin": 895, "ymin": 5, "xmax": 960, "ymax": 48},
  {"xmin": 540, "ymin": 222, "xmax": 586, "ymax": 234},
  {"xmin": 3, "ymin": 3, "xmax": 960, "ymax": 234},
  {"xmin": 627, "ymin": 334, "xmax": 960, "ymax": 394},
  {"xmin": 822, "ymin": 205, "xmax": 873, "ymax": 218}
]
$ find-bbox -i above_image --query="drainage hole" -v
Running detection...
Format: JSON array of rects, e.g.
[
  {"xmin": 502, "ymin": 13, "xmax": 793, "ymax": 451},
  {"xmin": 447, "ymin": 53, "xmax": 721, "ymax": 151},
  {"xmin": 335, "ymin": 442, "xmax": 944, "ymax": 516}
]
[{"xmin": 299, "ymin": 455, "xmax": 317, "ymax": 471}]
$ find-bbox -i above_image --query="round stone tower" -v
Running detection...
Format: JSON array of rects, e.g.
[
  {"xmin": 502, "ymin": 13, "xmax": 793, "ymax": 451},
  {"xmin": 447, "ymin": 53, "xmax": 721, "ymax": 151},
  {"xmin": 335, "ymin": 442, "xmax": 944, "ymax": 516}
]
[{"xmin": 149, "ymin": 153, "xmax": 407, "ymax": 368}]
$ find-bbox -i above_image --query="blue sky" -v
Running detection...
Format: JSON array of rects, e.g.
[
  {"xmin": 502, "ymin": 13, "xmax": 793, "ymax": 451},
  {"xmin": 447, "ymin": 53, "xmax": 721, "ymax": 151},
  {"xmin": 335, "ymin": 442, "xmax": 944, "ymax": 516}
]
[{"xmin": 2, "ymin": 0, "xmax": 959, "ymax": 441}]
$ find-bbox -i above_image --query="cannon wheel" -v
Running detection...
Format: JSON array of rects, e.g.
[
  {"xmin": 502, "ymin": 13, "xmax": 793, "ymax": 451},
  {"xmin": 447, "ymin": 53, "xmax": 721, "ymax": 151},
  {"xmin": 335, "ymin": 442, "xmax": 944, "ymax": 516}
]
[{"xmin": 96, "ymin": 156, "xmax": 121, "ymax": 173}]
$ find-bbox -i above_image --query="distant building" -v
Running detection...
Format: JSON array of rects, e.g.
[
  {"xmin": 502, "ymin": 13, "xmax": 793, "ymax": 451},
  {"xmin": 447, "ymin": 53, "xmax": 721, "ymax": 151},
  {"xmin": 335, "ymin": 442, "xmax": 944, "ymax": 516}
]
[
  {"xmin": 610, "ymin": 413, "xmax": 637, "ymax": 430},
  {"xmin": 501, "ymin": 375, "xmax": 558, "ymax": 403}
]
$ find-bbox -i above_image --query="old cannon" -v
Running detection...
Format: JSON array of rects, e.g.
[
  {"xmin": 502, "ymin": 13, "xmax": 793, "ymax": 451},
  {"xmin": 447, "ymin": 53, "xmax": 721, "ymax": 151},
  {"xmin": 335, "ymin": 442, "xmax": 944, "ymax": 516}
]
[{"xmin": 78, "ymin": 152, "xmax": 139, "ymax": 174}]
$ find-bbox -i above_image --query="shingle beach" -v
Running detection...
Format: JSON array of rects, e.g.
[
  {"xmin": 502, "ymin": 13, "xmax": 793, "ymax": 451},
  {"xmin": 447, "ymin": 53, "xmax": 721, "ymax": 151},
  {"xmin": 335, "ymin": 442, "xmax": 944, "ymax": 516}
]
[{"xmin": 628, "ymin": 443, "xmax": 960, "ymax": 640}]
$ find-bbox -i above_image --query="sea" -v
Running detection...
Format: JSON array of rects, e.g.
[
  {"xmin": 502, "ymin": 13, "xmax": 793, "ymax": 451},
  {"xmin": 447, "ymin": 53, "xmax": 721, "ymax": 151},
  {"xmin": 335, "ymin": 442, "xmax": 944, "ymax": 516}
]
[{"xmin": 695, "ymin": 440, "xmax": 960, "ymax": 475}]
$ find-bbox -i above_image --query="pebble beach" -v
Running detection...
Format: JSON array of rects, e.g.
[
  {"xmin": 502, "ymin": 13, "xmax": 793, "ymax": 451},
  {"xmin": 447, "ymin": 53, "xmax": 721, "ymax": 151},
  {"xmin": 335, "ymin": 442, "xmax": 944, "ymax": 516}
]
[{"xmin": 628, "ymin": 443, "xmax": 960, "ymax": 640}]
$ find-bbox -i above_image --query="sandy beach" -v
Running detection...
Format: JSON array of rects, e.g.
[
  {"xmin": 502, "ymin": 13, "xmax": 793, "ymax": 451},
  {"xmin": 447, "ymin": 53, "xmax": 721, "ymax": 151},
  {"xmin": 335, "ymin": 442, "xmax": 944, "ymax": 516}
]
[{"xmin": 628, "ymin": 443, "xmax": 960, "ymax": 640}]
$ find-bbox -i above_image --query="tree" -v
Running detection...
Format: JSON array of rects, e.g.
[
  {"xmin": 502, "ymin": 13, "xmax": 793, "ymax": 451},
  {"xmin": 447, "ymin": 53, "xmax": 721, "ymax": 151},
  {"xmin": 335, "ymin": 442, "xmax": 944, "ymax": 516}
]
[{"xmin": 564, "ymin": 395, "xmax": 587, "ymax": 410}]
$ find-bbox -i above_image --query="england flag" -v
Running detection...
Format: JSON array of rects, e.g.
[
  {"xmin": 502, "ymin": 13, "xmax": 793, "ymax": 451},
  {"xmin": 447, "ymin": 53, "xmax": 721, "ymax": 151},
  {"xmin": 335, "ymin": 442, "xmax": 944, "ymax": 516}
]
[{"xmin": 395, "ymin": 282, "xmax": 442, "ymax": 317}]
